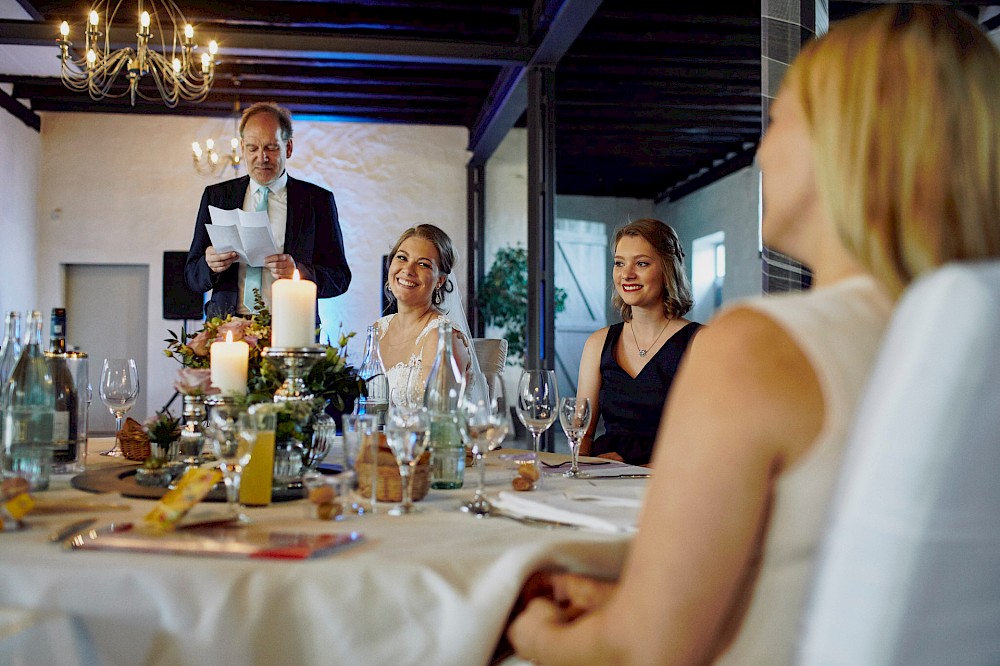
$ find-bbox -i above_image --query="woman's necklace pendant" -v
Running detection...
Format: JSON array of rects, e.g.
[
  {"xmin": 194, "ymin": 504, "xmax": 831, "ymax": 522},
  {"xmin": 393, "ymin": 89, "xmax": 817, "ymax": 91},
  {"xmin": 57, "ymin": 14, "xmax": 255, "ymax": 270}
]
[{"xmin": 638, "ymin": 348, "xmax": 648, "ymax": 357}]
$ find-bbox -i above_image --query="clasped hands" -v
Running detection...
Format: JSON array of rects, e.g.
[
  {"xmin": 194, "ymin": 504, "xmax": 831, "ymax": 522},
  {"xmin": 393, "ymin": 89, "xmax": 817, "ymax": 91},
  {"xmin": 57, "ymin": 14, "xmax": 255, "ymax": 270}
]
[
  {"xmin": 507, "ymin": 570, "xmax": 615, "ymax": 642},
  {"xmin": 205, "ymin": 246, "xmax": 297, "ymax": 279}
]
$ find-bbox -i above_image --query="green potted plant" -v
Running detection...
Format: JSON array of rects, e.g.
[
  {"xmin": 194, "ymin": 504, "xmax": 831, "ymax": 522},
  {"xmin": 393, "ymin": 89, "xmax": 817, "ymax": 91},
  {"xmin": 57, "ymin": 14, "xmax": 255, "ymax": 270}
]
[{"xmin": 478, "ymin": 244, "xmax": 568, "ymax": 363}]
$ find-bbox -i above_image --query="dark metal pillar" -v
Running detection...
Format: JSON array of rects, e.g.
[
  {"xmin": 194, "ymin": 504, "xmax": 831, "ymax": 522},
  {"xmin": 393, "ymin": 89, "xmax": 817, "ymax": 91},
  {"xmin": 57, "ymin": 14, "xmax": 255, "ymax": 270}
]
[
  {"xmin": 526, "ymin": 65, "xmax": 557, "ymax": 450},
  {"xmin": 466, "ymin": 162, "xmax": 486, "ymax": 337}
]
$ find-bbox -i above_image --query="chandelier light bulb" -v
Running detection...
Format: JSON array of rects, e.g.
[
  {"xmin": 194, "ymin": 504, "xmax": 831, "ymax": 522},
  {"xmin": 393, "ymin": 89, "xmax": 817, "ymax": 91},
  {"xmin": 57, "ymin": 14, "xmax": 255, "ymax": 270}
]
[
  {"xmin": 89, "ymin": 11, "xmax": 99, "ymax": 26},
  {"xmin": 172, "ymin": 58, "xmax": 181, "ymax": 73},
  {"xmin": 184, "ymin": 24, "xmax": 193, "ymax": 40},
  {"xmin": 208, "ymin": 40, "xmax": 218, "ymax": 55},
  {"xmin": 201, "ymin": 52, "xmax": 210, "ymax": 73},
  {"xmin": 205, "ymin": 138, "xmax": 215, "ymax": 150},
  {"xmin": 210, "ymin": 153, "xmax": 219, "ymax": 164},
  {"xmin": 192, "ymin": 141, "xmax": 202, "ymax": 156},
  {"xmin": 140, "ymin": 11, "xmax": 150, "ymax": 28},
  {"xmin": 230, "ymin": 137, "xmax": 239, "ymax": 150},
  {"xmin": 86, "ymin": 49, "xmax": 96, "ymax": 65},
  {"xmin": 60, "ymin": 21, "xmax": 69, "ymax": 37}
]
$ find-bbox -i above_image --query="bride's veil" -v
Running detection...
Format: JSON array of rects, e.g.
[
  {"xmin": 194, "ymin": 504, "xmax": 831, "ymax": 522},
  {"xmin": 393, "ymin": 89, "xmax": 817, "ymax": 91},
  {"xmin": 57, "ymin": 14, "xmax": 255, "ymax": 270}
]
[{"xmin": 440, "ymin": 286, "xmax": 489, "ymax": 406}]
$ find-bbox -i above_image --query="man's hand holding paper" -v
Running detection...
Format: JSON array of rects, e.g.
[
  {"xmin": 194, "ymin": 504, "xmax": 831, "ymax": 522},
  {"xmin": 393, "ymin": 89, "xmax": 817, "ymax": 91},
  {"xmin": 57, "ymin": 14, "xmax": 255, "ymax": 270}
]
[{"xmin": 206, "ymin": 205, "xmax": 280, "ymax": 267}]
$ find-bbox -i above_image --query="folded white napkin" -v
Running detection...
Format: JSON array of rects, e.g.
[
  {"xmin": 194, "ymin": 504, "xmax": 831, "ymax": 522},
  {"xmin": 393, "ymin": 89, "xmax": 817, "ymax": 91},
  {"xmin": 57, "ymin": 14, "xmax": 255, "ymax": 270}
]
[{"xmin": 493, "ymin": 482, "xmax": 646, "ymax": 533}]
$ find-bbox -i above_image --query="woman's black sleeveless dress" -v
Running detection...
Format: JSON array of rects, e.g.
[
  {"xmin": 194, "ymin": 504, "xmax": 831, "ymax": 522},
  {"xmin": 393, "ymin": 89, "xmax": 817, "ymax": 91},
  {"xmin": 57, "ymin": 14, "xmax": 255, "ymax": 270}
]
[{"xmin": 591, "ymin": 321, "xmax": 701, "ymax": 466}]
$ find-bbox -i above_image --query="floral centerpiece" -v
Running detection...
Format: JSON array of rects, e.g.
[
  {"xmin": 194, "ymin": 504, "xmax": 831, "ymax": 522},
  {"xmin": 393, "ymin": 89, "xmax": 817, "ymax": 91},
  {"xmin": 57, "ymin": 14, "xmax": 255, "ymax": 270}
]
[{"xmin": 164, "ymin": 294, "xmax": 364, "ymax": 443}]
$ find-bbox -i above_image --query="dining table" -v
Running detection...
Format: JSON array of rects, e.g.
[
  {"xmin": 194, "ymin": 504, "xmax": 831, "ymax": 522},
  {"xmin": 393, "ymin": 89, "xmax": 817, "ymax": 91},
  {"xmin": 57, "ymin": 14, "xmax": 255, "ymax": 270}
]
[{"xmin": 0, "ymin": 438, "xmax": 647, "ymax": 666}]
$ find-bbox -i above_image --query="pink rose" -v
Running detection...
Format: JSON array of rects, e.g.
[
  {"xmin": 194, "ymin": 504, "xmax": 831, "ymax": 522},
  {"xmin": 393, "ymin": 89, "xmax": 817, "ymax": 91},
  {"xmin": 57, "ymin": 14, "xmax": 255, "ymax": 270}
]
[
  {"xmin": 173, "ymin": 368, "xmax": 218, "ymax": 396},
  {"xmin": 188, "ymin": 329, "xmax": 213, "ymax": 357},
  {"xmin": 216, "ymin": 319, "xmax": 249, "ymax": 342}
]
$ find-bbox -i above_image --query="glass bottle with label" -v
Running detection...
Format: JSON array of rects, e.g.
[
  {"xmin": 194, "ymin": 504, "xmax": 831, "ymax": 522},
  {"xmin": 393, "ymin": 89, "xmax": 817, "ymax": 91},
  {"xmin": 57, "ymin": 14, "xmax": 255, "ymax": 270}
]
[
  {"xmin": 356, "ymin": 323, "xmax": 389, "ymax": 428},
  {"xmin": 2, "ymin": 310, "xmax": 56, "ymax": 490},
  {"xmin": 45, "ymin": 307, "xmax": 79, "ymax": 469},
  {"xmin": 423, "ymin": 318, "xmax": 467, "ymax": 489}
]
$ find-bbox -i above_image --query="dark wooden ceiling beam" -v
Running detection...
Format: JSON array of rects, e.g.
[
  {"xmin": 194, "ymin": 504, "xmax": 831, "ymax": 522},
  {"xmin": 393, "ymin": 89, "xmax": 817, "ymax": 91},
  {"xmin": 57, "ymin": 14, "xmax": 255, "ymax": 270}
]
[
  {"xmin": 467, "ymin": 0, "xmax": 602, "ymax": 164},
  {"xmin": 0, "ymin": 18, "xmax": 533, "ymax": 66}
]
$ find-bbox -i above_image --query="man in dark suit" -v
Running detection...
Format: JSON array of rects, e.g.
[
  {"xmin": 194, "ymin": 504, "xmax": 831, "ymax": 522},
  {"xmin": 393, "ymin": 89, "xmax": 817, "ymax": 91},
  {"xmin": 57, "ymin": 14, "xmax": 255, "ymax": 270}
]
[{"xmin": 184, "ymin": 101, "xmax": 351, "ymax": 318}]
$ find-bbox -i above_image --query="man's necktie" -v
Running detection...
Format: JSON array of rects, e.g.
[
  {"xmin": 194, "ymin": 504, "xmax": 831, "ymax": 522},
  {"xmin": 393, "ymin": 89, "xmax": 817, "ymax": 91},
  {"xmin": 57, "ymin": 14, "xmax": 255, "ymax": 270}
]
[{"xmin": 242, "ymin": 186, "xmax": 270, "ymax": 310}]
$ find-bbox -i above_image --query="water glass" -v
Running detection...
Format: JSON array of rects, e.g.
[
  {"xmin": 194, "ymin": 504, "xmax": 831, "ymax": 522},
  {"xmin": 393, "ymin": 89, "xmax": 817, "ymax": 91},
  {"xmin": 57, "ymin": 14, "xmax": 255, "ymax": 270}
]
[{"xmin": 342, "ymin": 413, "xmax": 378, "ymax": 514}]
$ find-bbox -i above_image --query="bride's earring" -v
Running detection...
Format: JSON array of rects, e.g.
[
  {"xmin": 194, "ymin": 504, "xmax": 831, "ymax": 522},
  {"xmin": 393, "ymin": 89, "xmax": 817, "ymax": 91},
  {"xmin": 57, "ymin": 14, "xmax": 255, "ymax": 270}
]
[{"xmin": 433, "ymin": 287, "xmax": 443, "ymax": 305}]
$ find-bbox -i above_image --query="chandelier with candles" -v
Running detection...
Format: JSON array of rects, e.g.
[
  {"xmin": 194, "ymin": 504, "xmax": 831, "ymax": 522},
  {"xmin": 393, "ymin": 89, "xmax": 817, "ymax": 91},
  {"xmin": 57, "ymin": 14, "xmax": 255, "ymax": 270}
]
[
  {"xmin": 192, "ymin": 93, "xmax": 242, "ymax": 177},
  {"xmin": 56, "ymin": 0, "xmax": 217, "ymax": 107}
]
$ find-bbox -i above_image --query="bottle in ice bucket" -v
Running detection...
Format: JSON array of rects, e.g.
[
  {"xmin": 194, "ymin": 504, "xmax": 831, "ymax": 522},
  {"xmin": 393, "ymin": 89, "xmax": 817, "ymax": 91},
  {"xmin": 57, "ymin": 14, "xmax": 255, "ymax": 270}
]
[
  {"xmin": 356, "ymin": 323, "xmax": 389, "ymax": 428},
  {"xmin": 2, "ymin": 311, "xmax": 56, "ymax": 491},
  {"xmin": 424, "ymin": 319, "xmax": 466, "ymax": 489}
]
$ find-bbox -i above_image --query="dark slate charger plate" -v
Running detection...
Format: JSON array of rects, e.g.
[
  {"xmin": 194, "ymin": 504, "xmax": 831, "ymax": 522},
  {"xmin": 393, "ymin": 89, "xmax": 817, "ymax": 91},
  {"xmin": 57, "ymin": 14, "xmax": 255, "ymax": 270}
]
[{"xmin": 71, "ymin": 464, "xmax": 308, "ymax": 502}]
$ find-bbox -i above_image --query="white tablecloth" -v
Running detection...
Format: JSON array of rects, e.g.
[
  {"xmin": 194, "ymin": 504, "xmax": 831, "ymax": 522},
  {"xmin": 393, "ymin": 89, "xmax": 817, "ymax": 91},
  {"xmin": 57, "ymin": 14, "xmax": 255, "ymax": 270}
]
[{"xmin": 0, "ymin": 443, "xmax": 637, "ymax": 666}]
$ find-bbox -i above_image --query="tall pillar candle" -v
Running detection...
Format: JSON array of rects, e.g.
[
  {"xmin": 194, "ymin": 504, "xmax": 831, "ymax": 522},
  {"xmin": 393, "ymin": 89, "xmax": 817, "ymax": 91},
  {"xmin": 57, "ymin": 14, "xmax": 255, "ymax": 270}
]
[
  {"xmin": 210, "ymin": 331, "xmax": 249, "ymax": 395},
  {"xmin": 271, "ymin": 269, "xmax": 317, "ymax": 347}
]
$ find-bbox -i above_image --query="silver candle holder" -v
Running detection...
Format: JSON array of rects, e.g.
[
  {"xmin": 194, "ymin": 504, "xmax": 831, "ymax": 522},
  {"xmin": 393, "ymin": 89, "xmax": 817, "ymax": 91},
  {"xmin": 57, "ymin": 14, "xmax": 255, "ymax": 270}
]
[{"xmin": 263, "ymin": 346, "xmax": 326, "ymax": 402}]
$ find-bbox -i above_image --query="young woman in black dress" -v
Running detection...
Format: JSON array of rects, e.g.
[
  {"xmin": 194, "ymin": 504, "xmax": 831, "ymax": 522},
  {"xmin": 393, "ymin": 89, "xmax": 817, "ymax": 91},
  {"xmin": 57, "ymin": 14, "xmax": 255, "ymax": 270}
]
[{"xmin": 577, "ymin": 218, "xmax": 701, "ymax": 466}]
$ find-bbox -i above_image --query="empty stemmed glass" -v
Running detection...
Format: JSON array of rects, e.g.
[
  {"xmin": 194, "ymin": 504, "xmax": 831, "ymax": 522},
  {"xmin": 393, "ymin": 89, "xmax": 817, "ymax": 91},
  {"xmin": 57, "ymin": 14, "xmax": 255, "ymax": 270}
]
[
  {"xmin": 516, "ymin": 369, "xmax": 559, "ymax": 457},
  {"xmin": 460, "ymin": 374, "xmax": 511, "ymax": 516},
  {"xmin": 559, "ymin": 397, "xmax": 592, "ymax": 478},
  {"xmin": 384, "ymin": 402, "xmax": 430, "ymax": 516},
  {"xmin": 206, "ymin": 404, "xmax": 257, "ymax": 523},
  {"xmin": 99, "ymin": 358, "xmax": 139, "ymax": 457}
]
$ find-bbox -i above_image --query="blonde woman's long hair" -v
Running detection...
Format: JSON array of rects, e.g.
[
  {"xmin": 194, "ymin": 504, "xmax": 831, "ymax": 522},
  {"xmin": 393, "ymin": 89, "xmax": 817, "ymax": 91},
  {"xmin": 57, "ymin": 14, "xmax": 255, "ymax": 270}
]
[{"xmin": 786, "ymin": 5, "xmax": 1000, "ymax": 295}]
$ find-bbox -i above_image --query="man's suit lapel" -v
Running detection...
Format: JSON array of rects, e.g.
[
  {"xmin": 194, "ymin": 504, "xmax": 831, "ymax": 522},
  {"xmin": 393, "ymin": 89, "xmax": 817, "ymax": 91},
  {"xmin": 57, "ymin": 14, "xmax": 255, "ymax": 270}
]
[{"xmin": 284, "ymin": 175, "xmax": 304, "ymax": 256}]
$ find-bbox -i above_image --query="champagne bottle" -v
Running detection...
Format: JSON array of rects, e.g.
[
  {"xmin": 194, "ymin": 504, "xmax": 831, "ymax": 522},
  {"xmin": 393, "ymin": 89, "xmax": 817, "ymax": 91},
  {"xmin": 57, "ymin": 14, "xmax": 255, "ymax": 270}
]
[
  {"xmin": 423, "ymin": 319, "xmax": 467, "ymax": 489},
  {"xmin": 46, "ymin": 308, "xmax": 78, "ymax": 466},
  {"xmin": 2, "ymin": 311, "xmax": 56, "ymax": 490},
  {"xmin": 356, "ymin": 323, "xmax": 389, "ymax": 427},
  {"xmin": 49, "ymin": 308, "xmax": 66, "ymax": 354}
]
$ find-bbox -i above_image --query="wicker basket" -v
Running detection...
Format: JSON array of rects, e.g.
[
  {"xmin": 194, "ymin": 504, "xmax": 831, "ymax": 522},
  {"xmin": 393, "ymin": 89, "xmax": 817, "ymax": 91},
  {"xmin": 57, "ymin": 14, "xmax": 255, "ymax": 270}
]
[
  {"xmin": 356, "ymin": 433, "xmax": 432, "ymax": 502},
  {"xmin": 118, "ymin": 417, "xmax": 151, "ymax": 462}
]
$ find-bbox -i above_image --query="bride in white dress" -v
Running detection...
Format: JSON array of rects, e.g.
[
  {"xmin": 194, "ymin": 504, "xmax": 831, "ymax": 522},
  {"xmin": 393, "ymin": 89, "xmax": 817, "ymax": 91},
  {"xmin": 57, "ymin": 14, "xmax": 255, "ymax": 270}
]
[{"xmin": 376, "ymin": 224, "xmax": 486, "ymax": 405}]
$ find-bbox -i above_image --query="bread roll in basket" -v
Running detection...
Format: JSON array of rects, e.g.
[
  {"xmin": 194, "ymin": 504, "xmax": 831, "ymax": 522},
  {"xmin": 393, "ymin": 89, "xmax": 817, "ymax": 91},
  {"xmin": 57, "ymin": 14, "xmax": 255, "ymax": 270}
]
[{"xmin": 355, "ymin": 433, "xmax": 432, "ymax": 502}]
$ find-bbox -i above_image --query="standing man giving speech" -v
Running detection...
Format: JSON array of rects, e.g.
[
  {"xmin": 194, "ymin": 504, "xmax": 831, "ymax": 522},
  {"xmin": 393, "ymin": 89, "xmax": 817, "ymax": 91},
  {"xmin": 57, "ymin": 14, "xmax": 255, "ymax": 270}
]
[{"xmin": 184, "ymin": 101, "xmax": 351, "ymax": 320}]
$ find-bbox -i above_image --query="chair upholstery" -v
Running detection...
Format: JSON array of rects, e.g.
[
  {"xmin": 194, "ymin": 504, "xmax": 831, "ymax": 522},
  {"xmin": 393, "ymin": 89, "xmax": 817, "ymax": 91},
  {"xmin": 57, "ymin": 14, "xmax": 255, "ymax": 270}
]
[
  {"xmin": 797, "ymin": 261, "xmax": 1000, "ymax": 665},
  {"xmin": 473, "ymin": 338, "xmax": 508, "ymax": 377}
]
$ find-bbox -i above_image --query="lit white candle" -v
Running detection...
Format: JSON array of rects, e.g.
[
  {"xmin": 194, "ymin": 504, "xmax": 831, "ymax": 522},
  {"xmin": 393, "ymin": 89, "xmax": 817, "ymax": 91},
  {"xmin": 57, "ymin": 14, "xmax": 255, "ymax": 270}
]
[
  {"xmin": 271, "ymin": 269, "xmax": 317, "ymax": 348},
  {"xmin": 211, "ymin": 330, "xmax": 249, "ymax": 395}
]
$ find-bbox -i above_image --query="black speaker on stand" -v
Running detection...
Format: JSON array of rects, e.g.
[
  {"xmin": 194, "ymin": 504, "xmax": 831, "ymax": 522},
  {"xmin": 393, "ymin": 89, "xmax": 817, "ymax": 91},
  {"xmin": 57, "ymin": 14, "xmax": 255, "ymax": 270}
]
[{"xmin": 161, "ymin": 251, "xmax": 205, "ymax": 414}]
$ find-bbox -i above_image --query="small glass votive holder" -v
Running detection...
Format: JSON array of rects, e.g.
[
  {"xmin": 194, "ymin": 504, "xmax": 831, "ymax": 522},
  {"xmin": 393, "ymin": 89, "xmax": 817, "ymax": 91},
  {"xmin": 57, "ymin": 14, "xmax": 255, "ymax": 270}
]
[{"xmin": 499, "ymin": 451, "xmax": 541, "ymax": 492}]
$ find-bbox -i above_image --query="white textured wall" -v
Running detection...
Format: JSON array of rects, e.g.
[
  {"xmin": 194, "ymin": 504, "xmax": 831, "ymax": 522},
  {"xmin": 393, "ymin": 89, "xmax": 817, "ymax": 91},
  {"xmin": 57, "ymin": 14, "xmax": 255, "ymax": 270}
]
[
  {"xmin": 34, "ymin": 111, "xmax": 469, "ymax": 419},
  {"xmin": 0, "ymin": 109, "xmax": 40, "ymax": 316}
]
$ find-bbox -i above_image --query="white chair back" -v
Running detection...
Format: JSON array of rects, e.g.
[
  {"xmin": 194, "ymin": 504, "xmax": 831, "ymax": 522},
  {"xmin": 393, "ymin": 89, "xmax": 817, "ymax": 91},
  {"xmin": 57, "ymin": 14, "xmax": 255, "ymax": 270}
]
[
  {"xmin": 473, "ymin": 338, "xmax": 508, "ymax": 377},
  {"xmin": 797, "ymin": 261, "xmax": 1000, "ymax": 665}
]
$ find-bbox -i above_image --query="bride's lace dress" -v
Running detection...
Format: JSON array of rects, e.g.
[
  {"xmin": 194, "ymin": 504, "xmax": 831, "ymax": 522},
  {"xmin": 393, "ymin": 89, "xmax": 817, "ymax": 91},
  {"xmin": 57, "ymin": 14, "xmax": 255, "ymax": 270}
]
[{"xmin": 377, "ymin": 313, "xmax": 450, "ymax": 404}]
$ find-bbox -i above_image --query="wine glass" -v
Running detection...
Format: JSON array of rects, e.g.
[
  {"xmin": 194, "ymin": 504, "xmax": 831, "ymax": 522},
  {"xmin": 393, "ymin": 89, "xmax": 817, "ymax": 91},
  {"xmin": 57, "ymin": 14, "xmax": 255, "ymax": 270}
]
[
  {"xmin": 99, "ymin": 358, "xmax": 139, "ymax": 457},
  {"xmin": 206, "ymin": 404, "xmax": 256, "ymax": 523},
  {"xmin": 461, "ymin": 374, "xmax": 511, "ymax": 516},
  {"xmin": 384, "ymin": 402, "xmax": 430, "ymax": 516},
  {"xmin": 559, "ymin": 397, "xmax": 592, "ymax": 478},
  {"xmin": 516, "ymin": 369, "xmax": 559, "ymax": 457}
]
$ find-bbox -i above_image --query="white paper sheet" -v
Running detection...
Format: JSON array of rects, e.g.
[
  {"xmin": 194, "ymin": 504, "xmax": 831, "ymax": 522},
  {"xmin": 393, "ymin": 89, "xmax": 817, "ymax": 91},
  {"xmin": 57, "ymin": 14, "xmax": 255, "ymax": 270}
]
[{"xmin": 206, "ymin": 206, "xmax": 279, "ymax": 267}]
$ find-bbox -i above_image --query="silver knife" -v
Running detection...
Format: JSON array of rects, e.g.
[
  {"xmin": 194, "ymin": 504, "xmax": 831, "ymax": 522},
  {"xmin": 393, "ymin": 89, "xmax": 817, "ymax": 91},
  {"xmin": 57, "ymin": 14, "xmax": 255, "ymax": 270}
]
[
  {"xmin": 587, "ymin": 473, "xmax": 652, "ymax": 479},
  {"xmin": 48, "ymin": 517, "xmax": 98, "ymax": 543},
  {"xmin": 64, "ymin": 521, "xmax": 134, "ymax": 549}
]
